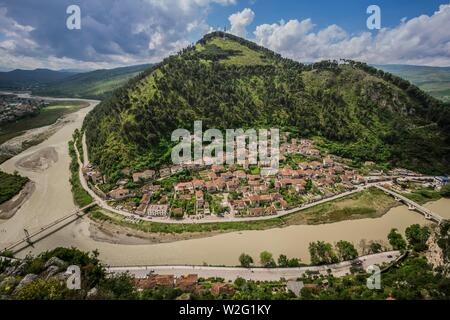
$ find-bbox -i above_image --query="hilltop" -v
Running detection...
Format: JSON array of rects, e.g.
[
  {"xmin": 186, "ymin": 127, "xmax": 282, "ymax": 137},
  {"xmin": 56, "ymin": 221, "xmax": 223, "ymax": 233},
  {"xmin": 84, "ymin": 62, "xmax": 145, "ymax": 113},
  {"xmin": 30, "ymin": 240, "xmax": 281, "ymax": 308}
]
[{"xmin": 84, "ymin": 32, "xmax": 450, "ymax": 178}]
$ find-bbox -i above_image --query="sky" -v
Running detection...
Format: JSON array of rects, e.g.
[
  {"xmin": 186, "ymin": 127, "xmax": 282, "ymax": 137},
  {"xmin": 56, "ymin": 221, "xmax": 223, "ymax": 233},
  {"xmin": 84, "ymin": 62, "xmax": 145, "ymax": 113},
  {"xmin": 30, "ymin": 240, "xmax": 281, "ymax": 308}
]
[{"xmin": 0, "ymin": 0, "xmax": 449, "ymax": 71}]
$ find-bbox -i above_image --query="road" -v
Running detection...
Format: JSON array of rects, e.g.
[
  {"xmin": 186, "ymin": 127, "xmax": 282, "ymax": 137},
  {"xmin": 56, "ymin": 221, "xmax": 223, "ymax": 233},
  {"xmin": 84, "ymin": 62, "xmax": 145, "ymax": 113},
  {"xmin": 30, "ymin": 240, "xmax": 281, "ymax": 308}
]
[{"xmin": 107, "ymin": 251, "xmax": 400, "ymax": 281}]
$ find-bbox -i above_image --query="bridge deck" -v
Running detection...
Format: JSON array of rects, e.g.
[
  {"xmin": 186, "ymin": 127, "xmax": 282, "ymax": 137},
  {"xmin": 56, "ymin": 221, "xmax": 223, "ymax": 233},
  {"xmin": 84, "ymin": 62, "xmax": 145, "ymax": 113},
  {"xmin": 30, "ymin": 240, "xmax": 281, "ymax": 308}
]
[
  {"xmin": 375, "ymin": 185, "xmax": 444, "ymax": 223},
  {"xmin": 3, "ymin": 202, "xmax": 97, "ymax": 253}
]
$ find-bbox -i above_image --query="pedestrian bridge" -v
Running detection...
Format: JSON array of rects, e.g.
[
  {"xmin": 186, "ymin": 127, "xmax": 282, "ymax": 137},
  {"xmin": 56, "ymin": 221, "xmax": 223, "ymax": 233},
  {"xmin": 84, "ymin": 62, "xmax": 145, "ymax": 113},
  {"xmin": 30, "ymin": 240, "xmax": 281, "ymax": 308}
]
[
  {"xmin": 2, "ymin": 202, "xmax": 97, "ymax": 253},
  {"xmin": 375, "ymin": 185, "xmax": 445, "ymax": 224}
]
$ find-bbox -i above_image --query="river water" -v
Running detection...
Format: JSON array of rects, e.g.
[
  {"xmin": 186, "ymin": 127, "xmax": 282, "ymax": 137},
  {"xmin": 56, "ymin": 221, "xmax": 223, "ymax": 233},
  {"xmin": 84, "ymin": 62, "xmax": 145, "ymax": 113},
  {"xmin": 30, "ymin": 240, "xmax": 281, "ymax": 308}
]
[{"xmin": 0, "ymin": 96, "xmax": 449, "ymax": 266}]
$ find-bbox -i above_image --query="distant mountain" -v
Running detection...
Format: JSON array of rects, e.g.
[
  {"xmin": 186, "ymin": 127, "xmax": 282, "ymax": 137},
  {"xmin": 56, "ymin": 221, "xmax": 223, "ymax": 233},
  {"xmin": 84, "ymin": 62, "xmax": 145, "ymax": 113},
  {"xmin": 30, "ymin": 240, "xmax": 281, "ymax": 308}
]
[
  {"xmin": 84, "ymin": 32, "xmax": 450, "ymax": 178},
  {"xmin": 0, "ymin": 68, "xmax": 76, "ymax": 89},
  {"xmin": 375, "ymin": 64, "xmax": 450, "ymax": 102},
  {"xmin": 57, "ymin": 68, "xmax": 92, "ymax": 73},
  {"xmin": 34, "ymin": 64, "xmax": 152, "ymax": 99}
]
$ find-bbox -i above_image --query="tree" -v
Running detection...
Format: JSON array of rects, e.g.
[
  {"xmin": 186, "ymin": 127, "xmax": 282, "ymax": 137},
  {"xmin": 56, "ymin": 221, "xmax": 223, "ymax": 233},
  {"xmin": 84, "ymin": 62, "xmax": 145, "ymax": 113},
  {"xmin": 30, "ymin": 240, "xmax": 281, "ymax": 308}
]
[
  {"xmin": 405, "ymin": 224, "xmax": 431, "ymax": 252},
  {"xmin": 239, "ymin": 253, "xmax": 254, "ymax": 268},
  {"xmin": 309, "ymin": 241, "xmax": 338, "ymax": 265},
  {"xmin": 277, "ymin": 255, "xmax": 289, "ymax": 268},
  {"xmin": 335, "ymin": 240, "xmax": 358, "ymax": 261},
  {"xmin": 437, "ymin": 222, "xmax": 450, "ymax": 264},
  {"xmin": 259, "ymin": 251, "xmax": 276, "ymax": 268},
  {"xmin": 305, "ymin": 179, "xmax": 313, "ymax": 192},
  {"xmin": 287, "ymin": 258, "xmax": 301, "ymax": 268},
  {"xmin": 440, "ymin": 184, "xmax": 450, "ymax": 198},
  {"xmin": 234, "ymin": 277, "xmax": 246, "ymax": 288},
  {"xmin": 388, "ymin": 228, "xmax": 407, "ymax": 251},
  {"xmin": 368, "ymin": 241, "xmax": 383, "ymax": 254},
  {"xmin": 97, "ymin": 273, "xmax": 137, "ymax": 299}
]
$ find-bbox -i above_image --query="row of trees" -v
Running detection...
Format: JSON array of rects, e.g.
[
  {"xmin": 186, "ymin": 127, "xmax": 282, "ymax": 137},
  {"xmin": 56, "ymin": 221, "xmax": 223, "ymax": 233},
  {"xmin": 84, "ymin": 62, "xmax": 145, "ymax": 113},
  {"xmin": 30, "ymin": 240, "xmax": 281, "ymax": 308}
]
[
  {"xmin": 308, "ymin": 240, "xmax": 359, "ymax": 265},
  {"xmin": 388, "ymin": 224, "xmax": 431, "ymax": 253},
  {"xmin": 238, "ymin": 223, "xmax": 438, "ymax": 269},
  {"xmin": 239, "ymin": 252, "xmax": 301, "ymax": 268}
]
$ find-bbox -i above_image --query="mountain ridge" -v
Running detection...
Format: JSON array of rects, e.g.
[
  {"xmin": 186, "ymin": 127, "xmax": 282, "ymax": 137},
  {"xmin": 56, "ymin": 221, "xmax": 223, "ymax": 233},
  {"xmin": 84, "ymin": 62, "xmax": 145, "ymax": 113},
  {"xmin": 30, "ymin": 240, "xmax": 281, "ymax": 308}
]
[
  {"xmin": 0, "ymin": 64, "xmax": 151, "ymax": 99},
  {"xmin": 34, "ymin": 64, "xmax": 151, "ymax": 99},
  {"xmin": 374, "ymin": 64, "xmax": 450, "ymax": 102},
  {"xmin": 0, "ymin": 68, "xmax": 75, "ymax": 89}
]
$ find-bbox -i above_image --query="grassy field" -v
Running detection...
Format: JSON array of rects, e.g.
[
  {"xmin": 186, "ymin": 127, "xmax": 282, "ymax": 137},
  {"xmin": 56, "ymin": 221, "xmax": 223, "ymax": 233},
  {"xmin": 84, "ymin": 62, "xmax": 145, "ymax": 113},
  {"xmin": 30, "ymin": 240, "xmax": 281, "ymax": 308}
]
[
  {"xmin": 401, "ymin": 188, "xmax": 442, "ymax": 205},
  {"xmin": 68, "ymin": 139, "xmax": 93, "ymax": 207},
  {"xmin": 0, "ymin": 101, "xmax": 87, "ymax": 145},
  {"xmin": 88, "ymin": 188, "xmax": 398, "ymax": 235},
  {"xmin": 0, "ymin": 171, "xmax": 29, "ymax": 205},
  {"xmin": 199, "ymin": 37, "xmax": 268, "ymax": 66}
]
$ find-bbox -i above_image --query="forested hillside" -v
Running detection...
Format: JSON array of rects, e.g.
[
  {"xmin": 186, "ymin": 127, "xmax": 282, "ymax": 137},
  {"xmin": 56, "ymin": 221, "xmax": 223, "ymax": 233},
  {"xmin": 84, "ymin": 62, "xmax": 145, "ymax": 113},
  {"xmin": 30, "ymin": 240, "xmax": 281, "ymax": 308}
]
[{"xmin": 84, "ymin": 32, "xmax": 450, "ymax": 180}]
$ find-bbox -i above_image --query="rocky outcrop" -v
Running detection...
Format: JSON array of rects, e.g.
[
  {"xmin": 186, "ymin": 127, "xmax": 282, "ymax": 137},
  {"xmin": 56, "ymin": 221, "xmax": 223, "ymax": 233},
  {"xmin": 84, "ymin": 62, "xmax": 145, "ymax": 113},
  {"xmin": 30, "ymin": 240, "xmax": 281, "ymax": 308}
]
[
  {"xmin": 44, "ymin": 256, "xmax": 67, "ymax": 270},
  {"xmin": 15, "ymin": 274, "xmax": 38, "ymax": 291}
]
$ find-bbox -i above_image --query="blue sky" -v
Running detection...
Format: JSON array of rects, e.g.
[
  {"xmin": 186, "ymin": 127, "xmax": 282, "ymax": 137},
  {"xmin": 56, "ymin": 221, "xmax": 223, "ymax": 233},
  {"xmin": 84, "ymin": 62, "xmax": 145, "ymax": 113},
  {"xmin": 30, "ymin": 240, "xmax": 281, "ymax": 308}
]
[
  {"xmin": 0, "ymin": 0, "xmax": 449, "ymax": 70},
  {"xmin": 207, "ymin": 0, "xmax": 447, "ymax": 36}
]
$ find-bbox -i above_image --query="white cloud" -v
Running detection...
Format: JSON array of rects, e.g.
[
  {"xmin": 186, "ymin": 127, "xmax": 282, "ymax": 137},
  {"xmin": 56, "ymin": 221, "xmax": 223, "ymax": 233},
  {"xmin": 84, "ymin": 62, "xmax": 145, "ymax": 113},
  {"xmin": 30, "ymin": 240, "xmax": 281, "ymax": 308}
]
[
  {"xmin": 0, "ymin": 0, "xmax": 237, "ymax": 70},
  {"xmin": 1, "ymin": 2, "xmax": 450, "ymax": 69},
  {"xmin": 229, "ymin": 8, "xmax": 255, "ymax": 37},
  {"xmin": 253, "ymin": 4, "xmax": 450, "ymax": 66}
]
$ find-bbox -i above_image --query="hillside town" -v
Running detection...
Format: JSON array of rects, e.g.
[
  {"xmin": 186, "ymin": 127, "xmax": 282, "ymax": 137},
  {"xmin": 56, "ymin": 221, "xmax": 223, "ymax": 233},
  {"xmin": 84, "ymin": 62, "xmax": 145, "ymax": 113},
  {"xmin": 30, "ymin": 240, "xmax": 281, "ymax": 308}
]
[
  {"xmin": 0, "ymin": 93, "xmax": 46, "ymax": 124},
  {"xmin": 82, "ymin": 133, "xmax": 445, "ymax": 221}
]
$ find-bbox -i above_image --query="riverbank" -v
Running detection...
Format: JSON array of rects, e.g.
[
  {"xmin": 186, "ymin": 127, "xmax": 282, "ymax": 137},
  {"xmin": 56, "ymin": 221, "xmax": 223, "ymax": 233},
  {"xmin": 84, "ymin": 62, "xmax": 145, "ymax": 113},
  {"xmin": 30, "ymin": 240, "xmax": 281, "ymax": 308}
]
[
  {"xmin": 0, "ymin": 181, "xmax": 35, "ymax": 220},
  {"xmin": 0, "ymin": 92, "xmax": 447, "ymax": 267},
  {"xmin": 0, "ymin": 101, "xmax": 89, "ymax": 165},
  {"xmin": 86, "ymin": 187, "xmax": 399, "ymax": 245}
]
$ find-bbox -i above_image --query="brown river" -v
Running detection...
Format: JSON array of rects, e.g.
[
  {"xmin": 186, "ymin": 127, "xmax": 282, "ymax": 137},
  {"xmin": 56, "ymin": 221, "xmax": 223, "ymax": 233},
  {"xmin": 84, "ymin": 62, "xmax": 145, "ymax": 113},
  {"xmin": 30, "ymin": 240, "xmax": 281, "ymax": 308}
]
[{"xmin": 1, "ymin": 99, "xmax": 449, "ymax": 266}]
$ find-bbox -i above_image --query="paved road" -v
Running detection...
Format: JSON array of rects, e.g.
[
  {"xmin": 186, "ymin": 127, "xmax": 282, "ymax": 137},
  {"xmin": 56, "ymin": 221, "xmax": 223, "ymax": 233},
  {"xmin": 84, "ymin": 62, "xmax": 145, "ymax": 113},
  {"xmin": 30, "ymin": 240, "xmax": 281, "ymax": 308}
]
[{"xmin": 107, "ymin": 251, "xmax": 400, "ymax": 281}]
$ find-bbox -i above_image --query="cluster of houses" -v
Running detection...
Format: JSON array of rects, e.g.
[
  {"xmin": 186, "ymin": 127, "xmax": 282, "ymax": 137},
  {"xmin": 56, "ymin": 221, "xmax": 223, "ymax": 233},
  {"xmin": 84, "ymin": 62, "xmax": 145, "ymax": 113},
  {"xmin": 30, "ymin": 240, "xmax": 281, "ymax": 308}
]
[
  {"xmin": 171, "ymin": 157, "xmax": 365, "ymax": 217},
  {"xmin": 0, "ymin": 93, "xmax": 45, "ymax": 124},
  {"xmin": 280, "ymin": 137, "xmax": 321, "ymax": 159},
  {"xmin": 82, "ymin": 136, "xmax": 370, "ymax": 219},
  {"xmin": 133, "ymin": 273, "xmax": 325, "ymax": 298},
  {"xmin": 134, "ymin": 273, "xmax": 236, "ymax": 296},
  {"xmin": 387, "ymin": 168, "xmax": 430, "ymax": 177}
]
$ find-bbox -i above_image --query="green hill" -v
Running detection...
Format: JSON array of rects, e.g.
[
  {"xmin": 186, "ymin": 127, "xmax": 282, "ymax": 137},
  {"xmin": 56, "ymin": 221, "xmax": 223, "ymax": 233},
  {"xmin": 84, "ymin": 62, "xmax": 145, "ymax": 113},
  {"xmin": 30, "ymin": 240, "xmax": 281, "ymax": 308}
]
[
  {"xmin": 34, "ymin": 64, "xmax": 151, "ymax": 99},
  {"xmin": 84, "ymin": 32, "xmax": 450, "ymax": 179},
  {"xmin": 375, "ymin": 64, "xmax": 450, "ymax": 102}
]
